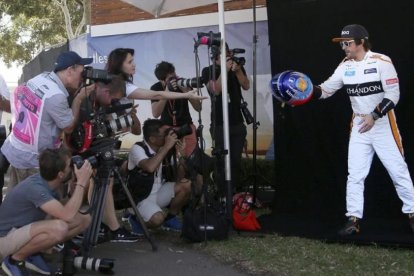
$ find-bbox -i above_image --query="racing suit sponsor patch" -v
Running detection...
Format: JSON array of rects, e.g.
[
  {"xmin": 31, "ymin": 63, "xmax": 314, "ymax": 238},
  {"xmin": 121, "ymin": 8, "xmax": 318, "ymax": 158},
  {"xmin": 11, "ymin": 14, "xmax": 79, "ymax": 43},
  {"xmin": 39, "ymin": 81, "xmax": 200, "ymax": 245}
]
[
  {"xmin": 364, "ymin": 68, "xmax": 377, "ymax": 74},
  {"xmin": 345, "ymin": 71, "xmax": 355, "ymax": 76},
  {"xmin": 386, "ymin": 78, "xmax": 399, "ymax": 85},
  {"xmin": 344, "ymin": 81, "xmax": 384, "ymax": 96}
]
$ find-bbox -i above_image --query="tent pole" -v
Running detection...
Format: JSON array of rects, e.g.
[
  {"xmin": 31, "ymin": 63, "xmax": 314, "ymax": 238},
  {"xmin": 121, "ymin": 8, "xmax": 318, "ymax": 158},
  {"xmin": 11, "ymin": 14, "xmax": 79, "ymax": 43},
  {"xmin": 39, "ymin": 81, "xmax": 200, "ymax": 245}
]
[{"xmin": 218, "ymin": 0, "xmax": 232, "ymax": 220}]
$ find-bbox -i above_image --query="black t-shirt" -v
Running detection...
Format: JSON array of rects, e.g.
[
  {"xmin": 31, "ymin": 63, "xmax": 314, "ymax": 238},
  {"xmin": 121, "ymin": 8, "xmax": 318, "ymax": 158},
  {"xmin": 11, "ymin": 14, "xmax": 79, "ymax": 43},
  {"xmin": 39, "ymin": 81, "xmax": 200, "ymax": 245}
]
[
  {"xmin": 150, "ymin": 82, "xmax": 193, "ymax": 126},
  {"xmin": 201, "ymin": 65, "xmax": 245, "ymax": 126}
]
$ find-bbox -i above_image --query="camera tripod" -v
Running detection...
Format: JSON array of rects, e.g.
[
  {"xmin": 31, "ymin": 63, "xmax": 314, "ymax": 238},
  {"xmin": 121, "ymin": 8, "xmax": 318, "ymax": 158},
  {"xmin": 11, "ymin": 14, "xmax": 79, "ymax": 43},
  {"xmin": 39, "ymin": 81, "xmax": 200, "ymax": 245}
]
[{"xmin": 64, "ymin": 147, "xmax": 157, "ymax": 275}]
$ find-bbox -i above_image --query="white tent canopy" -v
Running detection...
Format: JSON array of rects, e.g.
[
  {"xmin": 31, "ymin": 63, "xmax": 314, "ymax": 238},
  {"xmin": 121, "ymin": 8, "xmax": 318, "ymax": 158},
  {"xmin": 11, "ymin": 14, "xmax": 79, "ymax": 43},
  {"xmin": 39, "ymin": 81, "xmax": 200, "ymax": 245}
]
[{"xmin": 121, "ymin": 0, "xmax": 231, "ymax": 17}]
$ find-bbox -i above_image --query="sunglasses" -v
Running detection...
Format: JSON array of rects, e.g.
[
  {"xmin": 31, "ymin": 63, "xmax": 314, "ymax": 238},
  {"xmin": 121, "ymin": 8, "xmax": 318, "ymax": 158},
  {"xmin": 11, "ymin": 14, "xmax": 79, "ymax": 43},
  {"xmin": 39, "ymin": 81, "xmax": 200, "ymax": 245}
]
[{"xmin": 339, "ymin": 40, "xmax": 354, "ymax": 47}]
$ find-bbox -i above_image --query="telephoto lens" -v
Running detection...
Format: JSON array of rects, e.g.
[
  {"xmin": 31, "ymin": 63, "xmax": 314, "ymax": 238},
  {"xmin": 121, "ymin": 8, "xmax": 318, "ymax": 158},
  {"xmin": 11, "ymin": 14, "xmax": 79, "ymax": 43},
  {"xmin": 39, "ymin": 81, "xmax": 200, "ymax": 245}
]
[
  {"xmin": 107, "ymin": 114, "xmax": 133, "ymax": 134},
  {"xmin": 73, "ymin": 256, "xmax": 115, "ymax": 273}
]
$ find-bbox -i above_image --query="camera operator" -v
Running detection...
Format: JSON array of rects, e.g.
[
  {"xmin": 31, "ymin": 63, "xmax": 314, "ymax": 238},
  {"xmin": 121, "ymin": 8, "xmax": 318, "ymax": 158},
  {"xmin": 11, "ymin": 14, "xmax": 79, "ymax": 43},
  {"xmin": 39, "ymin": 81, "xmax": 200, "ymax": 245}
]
[
  {"xmin": 126, "ymin": 119, "xmax": 191, "ymax": 233},
  {"xmin": 68, "ymin": 75, "xmax": 141, "ymax": 243},
  {"xmin": 201, "ymin": 43, "xmax": 250, "ymax": 197},
  {"xmin": 1, "ymin": 51, "xmax": 95, "ymax": 189},
  {"xmin": 150, "ymin": 61, "xmax": 201, "ymax": 158},
  {"xmin": 0, "ymin": 73, "xmax": 11, "ymax": 204},
  {"xmin": 0, "ymin": 147, "xmax": 92, "ymax": 275}
]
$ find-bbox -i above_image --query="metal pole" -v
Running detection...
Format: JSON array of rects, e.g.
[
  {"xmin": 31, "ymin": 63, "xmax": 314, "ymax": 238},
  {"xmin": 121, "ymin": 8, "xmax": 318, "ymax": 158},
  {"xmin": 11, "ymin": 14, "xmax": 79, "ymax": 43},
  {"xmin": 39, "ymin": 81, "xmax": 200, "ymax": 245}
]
[{"xmin": 218, "ymin": 0, "xmax": 232, "ymax": 218}]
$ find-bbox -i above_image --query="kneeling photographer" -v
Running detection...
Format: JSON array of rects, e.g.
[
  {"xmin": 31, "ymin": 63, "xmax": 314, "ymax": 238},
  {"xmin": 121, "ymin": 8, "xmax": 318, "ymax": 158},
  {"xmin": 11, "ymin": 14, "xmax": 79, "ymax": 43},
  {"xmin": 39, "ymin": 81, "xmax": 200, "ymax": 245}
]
[
  {"xmin": 67, "ymin": 71, "xmax": 141, "ymax": 243},
  {"xmin": 0, "ymin": 147, "xmax": 92, "ymax": 275},
  {"xmin": 125, "ymin": 119, "xmax": 191, "ymax": 233}
]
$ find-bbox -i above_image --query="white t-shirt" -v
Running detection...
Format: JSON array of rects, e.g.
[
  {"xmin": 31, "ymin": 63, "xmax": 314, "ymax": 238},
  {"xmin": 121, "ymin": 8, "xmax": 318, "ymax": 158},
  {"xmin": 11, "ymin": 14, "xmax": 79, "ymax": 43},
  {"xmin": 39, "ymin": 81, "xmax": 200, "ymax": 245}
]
[
  {"xmin": 126, "ymin": 82, "xmax": 139, "ymax": 97},
  {"xmin": 0, "ymin": 74, "xmax": 11, "ymax": 122}
]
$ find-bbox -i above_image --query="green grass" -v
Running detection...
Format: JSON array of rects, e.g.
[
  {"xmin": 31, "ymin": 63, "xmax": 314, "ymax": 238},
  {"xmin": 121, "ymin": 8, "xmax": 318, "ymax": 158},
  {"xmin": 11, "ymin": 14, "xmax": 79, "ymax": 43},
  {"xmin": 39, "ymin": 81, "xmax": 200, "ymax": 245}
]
[{"xmin": 193, "ymin": 234, "xmax": 414, "ymax": 276}]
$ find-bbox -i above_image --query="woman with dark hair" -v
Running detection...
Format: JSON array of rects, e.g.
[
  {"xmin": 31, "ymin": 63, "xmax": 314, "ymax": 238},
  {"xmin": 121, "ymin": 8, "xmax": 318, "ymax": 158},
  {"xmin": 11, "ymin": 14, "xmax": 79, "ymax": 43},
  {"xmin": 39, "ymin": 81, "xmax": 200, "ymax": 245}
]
[{"xmin": 106, "ymin": 48, "xmax": 206, "ymax": 101}]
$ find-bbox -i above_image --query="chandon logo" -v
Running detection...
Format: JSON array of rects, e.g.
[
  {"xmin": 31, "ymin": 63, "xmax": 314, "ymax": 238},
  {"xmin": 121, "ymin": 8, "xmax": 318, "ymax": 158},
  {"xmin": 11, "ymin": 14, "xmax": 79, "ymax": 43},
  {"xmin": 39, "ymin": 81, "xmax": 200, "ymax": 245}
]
[{"xmin": 344, "ymin": 81, "xmax": 383, "ymax": 96}]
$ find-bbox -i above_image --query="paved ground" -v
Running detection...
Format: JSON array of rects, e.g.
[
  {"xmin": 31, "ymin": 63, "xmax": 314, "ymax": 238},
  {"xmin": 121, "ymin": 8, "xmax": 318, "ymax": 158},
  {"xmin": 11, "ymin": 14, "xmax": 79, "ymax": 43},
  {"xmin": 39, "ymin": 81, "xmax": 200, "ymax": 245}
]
[
  {"xmin": 0, "ymin": 228, "xmax": 247, "ymax": 276},
  {"xmin": 71, "ymin": 237, "xmax": 246, "ymax": 276}
]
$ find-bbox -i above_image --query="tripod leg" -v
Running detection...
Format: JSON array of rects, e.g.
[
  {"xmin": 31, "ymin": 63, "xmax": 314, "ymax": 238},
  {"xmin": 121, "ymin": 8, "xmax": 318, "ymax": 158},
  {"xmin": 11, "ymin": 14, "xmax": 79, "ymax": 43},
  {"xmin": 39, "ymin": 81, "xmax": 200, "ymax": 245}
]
[
  {"xmin": 113, "ymin": 168, "xmax": 158, "ymax": 252},
  {"xmin": 82, "ymin": 174, "xmax": 110, "ymax": 256}
]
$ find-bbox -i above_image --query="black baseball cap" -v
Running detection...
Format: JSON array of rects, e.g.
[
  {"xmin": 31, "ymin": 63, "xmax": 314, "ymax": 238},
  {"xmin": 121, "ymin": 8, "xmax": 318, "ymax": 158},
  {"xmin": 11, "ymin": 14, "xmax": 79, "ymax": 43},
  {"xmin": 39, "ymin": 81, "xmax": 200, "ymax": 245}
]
[
  {"xmin": 54, "ymin": 51, "xmax": 93, "ymax": 72},
  {"xmin": 332, "ymin": 24, "xmax": 369, "ymax": 42}
]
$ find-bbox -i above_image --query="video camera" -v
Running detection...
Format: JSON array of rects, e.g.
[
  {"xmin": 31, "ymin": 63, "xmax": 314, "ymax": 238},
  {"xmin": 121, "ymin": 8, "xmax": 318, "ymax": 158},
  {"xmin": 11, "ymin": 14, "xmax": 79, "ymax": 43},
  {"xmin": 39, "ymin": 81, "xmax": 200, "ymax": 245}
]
[
  {"xmin": 229, "ymin": 48, "xmax": 246, "ymax": 66},
  {"xmin": 167, "ymin": 77, "xmax": 204, "ymax": 91},
  {"xmin": 82, "ymin": 66, "xmax": 113, "ymax": 86}
]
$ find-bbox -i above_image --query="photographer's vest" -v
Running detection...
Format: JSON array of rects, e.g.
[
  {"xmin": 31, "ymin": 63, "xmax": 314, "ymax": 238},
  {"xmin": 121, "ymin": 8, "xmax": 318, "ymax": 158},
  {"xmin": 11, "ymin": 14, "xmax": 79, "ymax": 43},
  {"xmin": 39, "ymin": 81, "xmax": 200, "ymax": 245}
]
[
  {"xmin": 9, "ymin": 73, "xmax": 63, "ymax": 153},
  {"xmin": 127, "ymin": 142, "xmax": 156, "ymax": 203}
]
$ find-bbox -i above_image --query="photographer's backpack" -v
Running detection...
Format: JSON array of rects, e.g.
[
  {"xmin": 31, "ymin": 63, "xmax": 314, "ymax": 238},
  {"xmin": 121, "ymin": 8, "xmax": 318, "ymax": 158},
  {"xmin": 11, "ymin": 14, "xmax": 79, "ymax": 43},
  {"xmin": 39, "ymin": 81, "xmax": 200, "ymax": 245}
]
[{"xmin": 114, "ymin": 142, "xmax": 155, "ymax": 209}]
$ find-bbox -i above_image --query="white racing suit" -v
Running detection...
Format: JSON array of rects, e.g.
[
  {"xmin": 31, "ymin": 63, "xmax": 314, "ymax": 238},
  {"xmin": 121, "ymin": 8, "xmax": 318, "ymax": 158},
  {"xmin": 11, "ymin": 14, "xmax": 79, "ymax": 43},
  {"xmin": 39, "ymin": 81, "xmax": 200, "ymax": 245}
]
[{"xmin": 319, "ymin": 50, "xmax": 414, "ymax": 218}]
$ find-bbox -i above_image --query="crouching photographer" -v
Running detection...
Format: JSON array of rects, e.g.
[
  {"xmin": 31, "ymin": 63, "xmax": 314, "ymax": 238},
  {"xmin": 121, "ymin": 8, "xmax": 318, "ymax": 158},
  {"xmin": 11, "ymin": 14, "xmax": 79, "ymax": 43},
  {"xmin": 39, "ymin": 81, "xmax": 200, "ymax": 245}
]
[
  {"xmin": 67, "ymin": 70, "xmax": 142, "ymax": 243},
  {"xmin": 125, "ymin": 119, "xmax": 192, "ymax": 233},
  {"xmin": 0, "ymin": 147, "xmax": 92, "ymax": 275}
]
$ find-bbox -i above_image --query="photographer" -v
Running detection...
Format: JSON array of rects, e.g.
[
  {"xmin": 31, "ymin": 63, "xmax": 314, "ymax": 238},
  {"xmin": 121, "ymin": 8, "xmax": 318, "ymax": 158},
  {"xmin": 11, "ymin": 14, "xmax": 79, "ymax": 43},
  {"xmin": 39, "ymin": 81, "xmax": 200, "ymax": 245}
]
[
  {"xmin": 0, "ymin": 73, "xmax": 11, "ymax": 204},
  {"xmin": 1, "ymin": 51, "xmax": 95, "ymax": 189},
  {"xmin": 126, "ymin": 119, "xmax": 191, "ymax": 233},
  {"xmin": 201, "ymin": 43, "xmax": 250, "ymax": 197},
  {"xmin": 0, "ymin": 147, "xmax": 92, "ymax": 275},
  {"xmin": 151, "ymin": 61, "xmax": 201, "ymax": 157},
  {"xmin": 68, "ymin": 75, "xmax": 141, "ymax": 243}
]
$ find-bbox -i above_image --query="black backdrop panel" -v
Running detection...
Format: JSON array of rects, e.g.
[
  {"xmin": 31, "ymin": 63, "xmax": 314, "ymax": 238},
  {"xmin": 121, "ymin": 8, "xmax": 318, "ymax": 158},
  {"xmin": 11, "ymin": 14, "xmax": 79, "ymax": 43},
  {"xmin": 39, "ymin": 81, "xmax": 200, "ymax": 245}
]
[{"xmin": 268, "ymin": 0, "xmax": 414, "ymax": 219}]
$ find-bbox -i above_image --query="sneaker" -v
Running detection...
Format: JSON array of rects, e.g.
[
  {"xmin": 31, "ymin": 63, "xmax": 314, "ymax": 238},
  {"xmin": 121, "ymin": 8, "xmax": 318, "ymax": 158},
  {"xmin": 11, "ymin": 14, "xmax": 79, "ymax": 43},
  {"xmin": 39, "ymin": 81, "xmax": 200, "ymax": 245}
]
[
  {"xmin": 127, "ymin": 215, "xmax": 145, "ymax": 236},
  {"xmin": 408, "ymin": 213, "xmax": 414, "ymax": 232},
  {"xmin": 161, "ymin": 216, "xmax": 182, "ymax": 232},
  {"xmin": 25, "ymin": 254, "xmax": 51, "ymax": 275},
  {"xmin": 338, "ymin": 216, "xmax": 360, "ymax": 236},
  {"xmin": 2, "ymin": 256, "xmax": 29, "ymax": 276},
  {"xmin": 109, "ymin": 227, "xmax": 140, "ymax": 242}
]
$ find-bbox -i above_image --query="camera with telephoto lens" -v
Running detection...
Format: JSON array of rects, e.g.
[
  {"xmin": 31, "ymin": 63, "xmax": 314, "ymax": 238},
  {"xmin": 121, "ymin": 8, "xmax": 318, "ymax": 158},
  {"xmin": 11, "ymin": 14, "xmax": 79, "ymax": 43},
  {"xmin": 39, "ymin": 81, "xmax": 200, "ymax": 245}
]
[
  {"xmin": 240, "ymin": 100, "xmax": 254, "ymax": 125},
  {"xmin": 82, "ymin": 66, "xmax": 113, "ymax": 85},
  {"xmin": 167, "ymin": 77, "xmax": 204, "ymax": 91},
  {"xmin": 69, "ymin": 101, "xmax": 133, "ymax": 154},
  {"xmin": 165, "ymin": 123, "xmax": 193, "ymax": 139}
]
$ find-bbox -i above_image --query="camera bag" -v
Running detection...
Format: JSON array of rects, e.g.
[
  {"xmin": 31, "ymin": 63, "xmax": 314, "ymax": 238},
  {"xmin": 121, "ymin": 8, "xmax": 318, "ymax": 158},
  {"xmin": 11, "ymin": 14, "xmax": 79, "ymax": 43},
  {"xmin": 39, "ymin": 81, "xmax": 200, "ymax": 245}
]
[{"xmin": 182, "ymin": 190, "xmax": 229, "ymax": 242}]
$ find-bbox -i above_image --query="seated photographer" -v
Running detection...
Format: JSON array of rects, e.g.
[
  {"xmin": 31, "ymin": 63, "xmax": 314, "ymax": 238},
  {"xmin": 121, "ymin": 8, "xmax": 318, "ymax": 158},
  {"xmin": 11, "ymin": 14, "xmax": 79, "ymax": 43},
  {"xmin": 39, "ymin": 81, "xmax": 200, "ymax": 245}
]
[
  {"xmin": 68, "ymin": 75, "xmax": 141, "ymax": 243},
  {"xmin": 126, "ymin": 119, "xmax": 191, "ymax": 233},
  {"xmin": 1, "ymin": 51, "xmax": 95, "ymax": 189},
  {"xmin": 0, "ymin": 147, "xmax": 92, "ymax": 276},
  {"xmin": 151, "ymin": 61, "xmax": 201, "ymax": 157}
]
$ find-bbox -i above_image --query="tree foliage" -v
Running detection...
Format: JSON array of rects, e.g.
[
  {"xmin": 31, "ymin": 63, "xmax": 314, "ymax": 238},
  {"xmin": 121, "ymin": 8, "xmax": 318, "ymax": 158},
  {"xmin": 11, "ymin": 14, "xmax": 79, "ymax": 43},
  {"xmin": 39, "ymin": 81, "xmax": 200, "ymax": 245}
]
[{"xmin": 0, "ymin": 0, "xmax": 88, "ymax": 65}]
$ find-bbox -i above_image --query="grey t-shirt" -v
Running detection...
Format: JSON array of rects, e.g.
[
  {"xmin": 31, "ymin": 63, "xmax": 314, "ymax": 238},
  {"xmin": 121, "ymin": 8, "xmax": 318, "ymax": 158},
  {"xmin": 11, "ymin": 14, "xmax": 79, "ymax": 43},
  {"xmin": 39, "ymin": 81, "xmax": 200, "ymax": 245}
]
[
  {"xmin": 0, "ymin": 174, "xmax": 58, "ymax": 236},
  {"xmin": 1, "ymin": 72, "xmax": 73, "ymax": 168}
]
